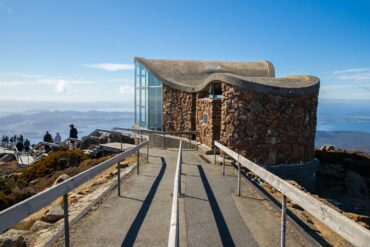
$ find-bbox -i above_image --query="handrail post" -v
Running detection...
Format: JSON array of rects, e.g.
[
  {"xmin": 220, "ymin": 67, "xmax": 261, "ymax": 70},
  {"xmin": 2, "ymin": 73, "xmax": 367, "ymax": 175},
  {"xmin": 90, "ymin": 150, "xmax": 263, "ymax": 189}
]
[
  {"xmin": 189, "ymin": 133, "xmax": 192, "ymax": 150},
  {"xmin": 213, "ymin": 144, "xmax": 216, "ymax": 165},
  {"xmin": 137, "ymin": 149, "xmax": 140, "ymax": 175},
  {"xmin": 147, "ymin": 142, "xmax": 149, "ymax": 163},
  {"xmin": 281, "ymin": 195, "xmax": 287, "ymax": 247},
  {"xmin": 222, "ymin": 153, "xmax": 225, "ymax": 176},
  {"xmin": 237, "ymin": 161, "xmax": 241, "ymax": 196},
  {"xmin": 163, "ymin": 132, "xmax": 166, "ymax": 149},
  {"xmin": 179, "ymin": 141, "xmax": 182, "ymax": 195},
  {"xmin": 117, "ymin": 162, "xmax": 121, "ymax": 196},
  {"xmin": 63, "ymin": 194, "xmax": 70, "ymax": 247}
]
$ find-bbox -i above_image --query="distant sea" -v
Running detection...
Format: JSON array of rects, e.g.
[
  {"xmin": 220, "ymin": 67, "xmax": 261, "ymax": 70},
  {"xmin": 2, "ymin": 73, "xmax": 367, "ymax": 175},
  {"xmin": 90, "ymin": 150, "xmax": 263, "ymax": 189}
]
[
  {"xmin": 316, "ymin": 99, "xmax": 370, "ymax": 133},
  {"xmin": 26, "ymin": 120, "xmax": 134, "ymax": 144},
  {"xmin": 0, "ymin": 99, "xmax": 369, "ymax": 151}
]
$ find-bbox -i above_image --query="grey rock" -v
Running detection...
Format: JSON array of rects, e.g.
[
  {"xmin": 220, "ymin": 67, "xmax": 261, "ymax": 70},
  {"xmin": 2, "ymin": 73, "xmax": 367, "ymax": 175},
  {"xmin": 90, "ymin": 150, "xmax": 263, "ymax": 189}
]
[
  {"xmin": 320, "ymin": 144, "xmax": 335, "ymax": 152},
  {"xmin": 345, "ymin": 171, "xmax": 368, "ymax": 196},
  {"xmin": 30, "ymin": 220, "xmax": 52, "ymax": 232},
  {"xmin": 42, "ymin": 204, "xmax": 64, "ymax": 223},
  {"xmin": 0, "ymin": 229, "xmax": 26, "ymax": 247},
  {"xmin": 0, "ymin": 154, "xmax": 15, "ymax": 162},
  {"xmin": 53, "ymin": 174, "xmax": 70, "ymax": 186}
]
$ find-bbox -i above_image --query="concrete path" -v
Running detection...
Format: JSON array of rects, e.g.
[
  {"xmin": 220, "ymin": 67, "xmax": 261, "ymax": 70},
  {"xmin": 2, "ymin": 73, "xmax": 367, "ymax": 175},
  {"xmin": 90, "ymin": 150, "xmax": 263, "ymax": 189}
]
[
  {"xmin": 182, "ymin": 152, "xmax": 316, "ymax": 247},
  {"xmin": 182, "ymin": 152, "xmax": 258, "ymax": 247},
  {"xmin": 54, "ymin": 148, "xmax": 178, "ymax": 247},
  {"xmin": 54, "ymin": 148, "xmax": 315, "ymax": 247}
]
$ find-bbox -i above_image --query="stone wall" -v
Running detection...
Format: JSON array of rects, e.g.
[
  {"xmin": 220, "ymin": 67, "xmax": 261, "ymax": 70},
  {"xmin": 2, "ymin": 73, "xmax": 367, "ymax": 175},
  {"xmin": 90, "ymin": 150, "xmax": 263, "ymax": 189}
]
[
  {"xmin": 162, "ymin": 85, "xmax": 196, "ymax": 131},
  {"xmin": 196, "ymin": 98, "xmax": 222, "ymax": 148},
  {"xmin": 220, "ymin": 83, "xmax": 318, "ymax": 165}
]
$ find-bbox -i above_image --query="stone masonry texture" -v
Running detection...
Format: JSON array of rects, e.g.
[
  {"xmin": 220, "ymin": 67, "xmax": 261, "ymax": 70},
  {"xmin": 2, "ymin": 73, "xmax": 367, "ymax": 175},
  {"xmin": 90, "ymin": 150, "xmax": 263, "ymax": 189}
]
[
  {"xmin": 196, "ymin": 98, "xmax": 222, "ymax": 148},
  {"xmin": 162, "ymin": 82, "xmax": 318, "ymax": 165},
  {"xmin": 162, "ymin": 85, "xmax": 196, "ymax": 131},
  {"xmin": 220, "ymin": 83, "xmax": 318, "ymax": 165}
]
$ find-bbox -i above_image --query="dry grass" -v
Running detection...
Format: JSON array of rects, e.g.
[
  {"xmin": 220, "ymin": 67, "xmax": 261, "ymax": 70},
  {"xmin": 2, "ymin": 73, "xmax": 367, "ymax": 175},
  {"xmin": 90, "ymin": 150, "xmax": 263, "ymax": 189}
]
[{"xmin": 10, "ymin": 154, "xmax": 140, "ymax": 231}]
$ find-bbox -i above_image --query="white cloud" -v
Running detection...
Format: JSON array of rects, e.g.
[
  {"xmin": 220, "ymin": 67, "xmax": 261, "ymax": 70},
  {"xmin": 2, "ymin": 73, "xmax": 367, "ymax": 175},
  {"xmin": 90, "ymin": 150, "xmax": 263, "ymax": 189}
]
[
  {"xmin": 320, "ymin": 83, "xmax": 370, "ymax": 100},
  {"xmin": 0, "ymin": 81, "xmax": 25, "ymax": 88},
  {"xmin": 83, "ymin": 63, "xmax": 134, "ymax": 71},
  {"xmin": 119, "ymin": 85, "xmax": 134, "ymax": 95},
  {"xmin": 333, "ymin": 68, "xmax": 370, "ymax": 81},
  {"xmin": 0, "ymin": 73, "xmax": 97, "ymax": 94}
]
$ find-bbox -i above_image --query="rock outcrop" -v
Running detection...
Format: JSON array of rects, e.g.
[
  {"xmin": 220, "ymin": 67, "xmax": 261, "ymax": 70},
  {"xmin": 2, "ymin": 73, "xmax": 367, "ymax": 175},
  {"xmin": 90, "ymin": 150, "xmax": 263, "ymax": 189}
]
[
  {"xmin": 0, "ymin": 229, "xmax": 26, "ymax": 247},
  {"xmin": 42, "ymin": 205, "xmax": 64, "ymax": 223}
]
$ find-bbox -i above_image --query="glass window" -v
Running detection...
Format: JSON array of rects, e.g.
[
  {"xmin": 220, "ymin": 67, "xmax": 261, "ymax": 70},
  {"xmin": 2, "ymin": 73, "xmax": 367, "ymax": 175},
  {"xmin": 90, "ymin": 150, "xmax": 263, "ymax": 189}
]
[
  {"xmin": 134, "ymin": 61, "xmax": 163, "ymax": 130},
  {"xmin": 209, "ymin": 82, "xmax": 223, "ymax": 98}
]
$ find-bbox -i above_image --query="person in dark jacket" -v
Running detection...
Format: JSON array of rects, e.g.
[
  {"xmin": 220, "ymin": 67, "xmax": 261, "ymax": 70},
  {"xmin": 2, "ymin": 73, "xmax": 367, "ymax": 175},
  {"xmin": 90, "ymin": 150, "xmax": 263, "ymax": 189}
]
[
  {"xmin": 69, "ymin": 124, "xmax": 78, "ymax": 150},
  {"xmin": 16, "ymin": 140, "xmax": 23, "ymax": 152},
  {"xmin": 24, "ymin": 139, "xmax": 30, "ymax": 152},
  {"xmin": 43, "ymin": 131, "xmax": 53, "ymax": 153}
]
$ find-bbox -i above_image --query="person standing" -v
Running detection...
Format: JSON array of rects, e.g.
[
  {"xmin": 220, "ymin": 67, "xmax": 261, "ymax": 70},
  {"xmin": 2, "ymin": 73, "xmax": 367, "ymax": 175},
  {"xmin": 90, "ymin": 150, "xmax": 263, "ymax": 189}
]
[
  {"xmin": 43, "ymin": 131, "xmax": 53, "ymax": 153},
  {"xmin": 16, "ymin": 140, "xmax": 24, "ymax": 152},
  {"xmin": 24, "ymin": 139, "xmax": 30, "ymax": 152},
  {"xmin": 54, "ymin": 132, "xmax": 62, "ymax": 145},
  {"xmin": 69, "ymin": 124, "xmax": 78, "ymax": 150}
]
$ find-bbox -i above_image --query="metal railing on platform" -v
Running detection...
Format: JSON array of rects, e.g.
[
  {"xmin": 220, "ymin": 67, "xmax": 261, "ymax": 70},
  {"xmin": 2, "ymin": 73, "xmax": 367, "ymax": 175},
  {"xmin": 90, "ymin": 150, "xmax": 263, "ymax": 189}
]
[
  {"xmin": 214, "ymin": 140, "xmax": 370, "ymax": 247},
  {"xmin": 113, "ymin": 127, "xmax": 197, "ymax": 150},
  {"xmin": 168, "ymin": 140, "xmax": 183, "ymax": 247},
  {"xmin": 0, "ymin": 132, "xmax": 149, "ymax": 247}
]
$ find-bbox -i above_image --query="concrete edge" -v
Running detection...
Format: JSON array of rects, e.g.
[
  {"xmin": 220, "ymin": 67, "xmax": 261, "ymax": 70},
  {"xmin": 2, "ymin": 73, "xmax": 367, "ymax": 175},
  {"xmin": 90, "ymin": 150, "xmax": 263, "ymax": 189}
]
[
  {"xmin": 43, "ymin": 163, "xmax": 138, "ymax": 247},
  {"xmin": 225, "ymin": 160, "xmax": 322, "ymax": 246}
]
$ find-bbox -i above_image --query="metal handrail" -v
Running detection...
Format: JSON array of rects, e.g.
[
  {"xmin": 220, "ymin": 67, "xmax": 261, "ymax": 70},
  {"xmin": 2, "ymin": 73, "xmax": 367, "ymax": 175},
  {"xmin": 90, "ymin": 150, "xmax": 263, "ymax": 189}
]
[
  {"xmin": 113, "ymin": 127, "xmax": 197, "ymax": 135},
  {"xmin": 214, "ymin": 140, "xmax": 370, "ymax": 247},
  {"xmin": 113, "ymin": 127, "xmax": 197, "ymax": 151},
  {"xmin": 0, "ymin": 132, "xmax": 149, "ymax": 247},
  {"xmin": 168, "ymin": 140, "xmax": 182, "ymax": 247}
]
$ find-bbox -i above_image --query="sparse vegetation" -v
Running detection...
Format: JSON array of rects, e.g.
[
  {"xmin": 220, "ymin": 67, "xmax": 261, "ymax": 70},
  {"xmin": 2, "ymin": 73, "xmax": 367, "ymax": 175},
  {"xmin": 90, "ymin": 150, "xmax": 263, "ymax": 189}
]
[
  {"xmin": 0, "ymin": 149, "xmax": 114, "ymax": 211},
  {"xmin": 19, "ymin": 150, "xmax": 88, "ymax": 184}
]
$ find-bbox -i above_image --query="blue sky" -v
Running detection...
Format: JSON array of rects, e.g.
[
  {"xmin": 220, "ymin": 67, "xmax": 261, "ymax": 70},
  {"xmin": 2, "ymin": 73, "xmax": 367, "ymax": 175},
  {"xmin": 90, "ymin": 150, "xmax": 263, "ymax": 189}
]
[{"xmin": 0, "ymin": 0, "xmax": 370, "ymax": 107}]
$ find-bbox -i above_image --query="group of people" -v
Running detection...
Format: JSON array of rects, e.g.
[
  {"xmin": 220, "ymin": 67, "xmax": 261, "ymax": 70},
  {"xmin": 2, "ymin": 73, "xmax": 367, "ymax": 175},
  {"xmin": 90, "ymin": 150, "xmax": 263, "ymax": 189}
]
[
  {"xmin": 43, "ymin": 124, "xmax": 78, "ymax": 152},
  {"xmin": 1, "ymin": 134, "xmax": 31, "ymax": 152},
  {"xmin": 1, "ymin": 124, "xmax": 79, "ymax": 154}
]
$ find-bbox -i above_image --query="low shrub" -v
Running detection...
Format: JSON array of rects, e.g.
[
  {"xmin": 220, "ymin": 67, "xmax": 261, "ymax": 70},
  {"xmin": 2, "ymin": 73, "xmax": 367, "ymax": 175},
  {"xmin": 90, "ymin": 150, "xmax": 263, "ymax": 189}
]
[{"xmin": 19, "ymin": 150, "xmax": 88, "ymax": 183}]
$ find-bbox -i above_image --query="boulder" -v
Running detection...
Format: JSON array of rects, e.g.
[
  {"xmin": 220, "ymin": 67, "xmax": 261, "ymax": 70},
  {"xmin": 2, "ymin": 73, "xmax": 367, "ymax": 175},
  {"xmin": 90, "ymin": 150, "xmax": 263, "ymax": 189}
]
[
  {"xmin": 99, "ymin": 135, "xmax": 109, "ymax": 144},
  {"xmin": 53, "ymin": 174, "xmax": 70, "ymax": 186},
  {"xmin": 320, "ymin": 144, "xmax": 335, "ymax": 152},
  {"xmin": 41, "ymin": 205, "xmax": 64, "ymax": 223},
  {"xmin": 345, "ymin": 171, "xmax": 368, "ymax": 196},
  {"xmin": 30, "ymin": 220, "xmax": 52, "ymax": 232},
  {"xmin": 0, "ymin": 154, "xmax": 15, "ymax": 162},
  {"xmin": 0, "ymin": 229, "xmax": 26, "ymax": 247},
  {"xmin": 80, "ymin": 136, "xmax": 100, "ymax": 150}
]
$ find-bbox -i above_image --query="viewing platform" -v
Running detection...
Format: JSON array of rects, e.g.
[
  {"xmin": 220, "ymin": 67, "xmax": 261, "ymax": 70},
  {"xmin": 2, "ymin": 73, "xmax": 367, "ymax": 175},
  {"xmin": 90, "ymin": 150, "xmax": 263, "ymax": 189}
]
[
  {"xmin": 52, "ymin": 147, "xmax": 314, "ymax": 247},
  {"xmin": 1, "ymin": 130, "xmax": 369, "ymax": 247}
]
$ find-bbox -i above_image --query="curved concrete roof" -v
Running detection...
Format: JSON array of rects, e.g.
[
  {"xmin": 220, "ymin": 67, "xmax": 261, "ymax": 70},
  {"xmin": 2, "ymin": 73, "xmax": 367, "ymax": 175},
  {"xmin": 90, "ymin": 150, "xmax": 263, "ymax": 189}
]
[{"xmin": 135, "ymin": 57, "xmax": 320, "ymax": 96}]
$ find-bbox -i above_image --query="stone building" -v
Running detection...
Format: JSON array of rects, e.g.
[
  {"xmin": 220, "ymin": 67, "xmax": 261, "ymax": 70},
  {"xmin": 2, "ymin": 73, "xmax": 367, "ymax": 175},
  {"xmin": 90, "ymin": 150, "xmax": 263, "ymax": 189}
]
[{"xmin": 134, "ymin": 57, "xmax": 320, "ymax": 167}]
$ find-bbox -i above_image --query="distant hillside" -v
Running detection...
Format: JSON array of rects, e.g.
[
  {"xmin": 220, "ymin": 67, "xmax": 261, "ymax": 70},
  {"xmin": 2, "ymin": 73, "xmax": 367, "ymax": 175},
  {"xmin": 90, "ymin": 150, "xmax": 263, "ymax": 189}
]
[
  {"xmin": 0, "ymin": 111, "xmax": 134, "ymax": 141},
  {"xmin": 315, "ymin": 130, "xmax": 370, "ymax": 153}
]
